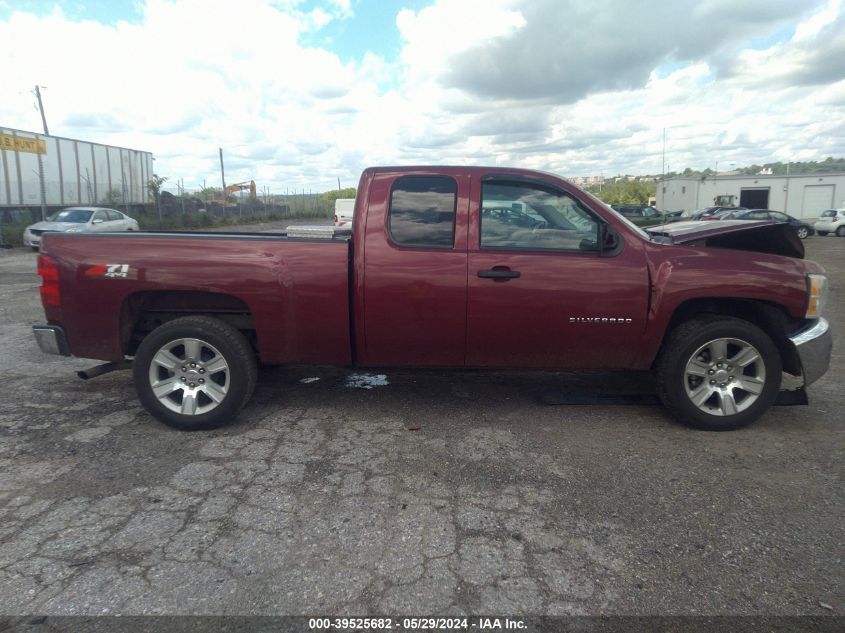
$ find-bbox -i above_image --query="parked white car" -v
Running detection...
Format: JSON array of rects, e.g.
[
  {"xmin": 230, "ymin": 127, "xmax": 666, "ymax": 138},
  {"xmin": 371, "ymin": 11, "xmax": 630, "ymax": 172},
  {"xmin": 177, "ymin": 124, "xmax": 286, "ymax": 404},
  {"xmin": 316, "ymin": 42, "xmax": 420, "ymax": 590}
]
[
  {"xmin": 23, "ymin": 207, "xmax": 140, "ymax": 250},
  {"xmin": 814, "ymin": 208, "xmax": 845, "ymax": 237}
]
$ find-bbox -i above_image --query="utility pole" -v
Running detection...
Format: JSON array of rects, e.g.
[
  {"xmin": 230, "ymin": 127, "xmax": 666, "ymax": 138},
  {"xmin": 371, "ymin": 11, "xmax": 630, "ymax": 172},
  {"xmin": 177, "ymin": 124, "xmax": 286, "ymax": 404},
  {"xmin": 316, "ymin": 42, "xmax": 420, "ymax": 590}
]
[
  {"xmin": 34, "ymin": 85, "xmax": 49, "ymax": 135},
  {"xmin": 219, "ymin": 148, "xmax": 226, "ymax": 206},
  {"xmin": 179, "ymin": 178, "xmax": 185, "ymax": 217},
  {"xmin": 337, "ymin": 177, "xmax": 341, "ymax": 193},
  {"xmin": 32, "ymin": 86, "xmax": 49, "ymax": 220},
  {"xmin": 661, "ymin": 128, "xmax": 666, "ymax": 209}
]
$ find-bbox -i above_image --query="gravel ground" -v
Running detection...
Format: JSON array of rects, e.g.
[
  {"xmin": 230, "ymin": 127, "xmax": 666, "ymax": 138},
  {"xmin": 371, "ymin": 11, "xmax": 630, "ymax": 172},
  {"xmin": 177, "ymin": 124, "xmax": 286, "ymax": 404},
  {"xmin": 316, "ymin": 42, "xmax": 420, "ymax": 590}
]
[{"xmin": 0, "ymin": 229, "xmax": 841, "ymax": 620}]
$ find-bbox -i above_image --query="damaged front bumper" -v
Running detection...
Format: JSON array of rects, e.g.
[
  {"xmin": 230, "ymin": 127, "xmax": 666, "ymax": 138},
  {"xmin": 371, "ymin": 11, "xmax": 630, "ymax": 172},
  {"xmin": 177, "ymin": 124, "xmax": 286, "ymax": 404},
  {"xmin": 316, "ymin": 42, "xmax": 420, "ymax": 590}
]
[{"xmin": 789, "ymin": 318, "xmax": 832, "ymax": 387}]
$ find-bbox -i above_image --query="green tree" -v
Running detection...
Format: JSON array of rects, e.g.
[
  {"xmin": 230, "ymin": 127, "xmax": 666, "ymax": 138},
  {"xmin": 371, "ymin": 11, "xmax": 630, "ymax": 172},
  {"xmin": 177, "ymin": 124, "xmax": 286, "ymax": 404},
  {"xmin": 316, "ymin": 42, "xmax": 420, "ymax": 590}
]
[
  {"xmin": 590, "ymin": 179, "xmax": 655, "ymax": 205},
  {"xmin": 100, "ymin": 188, "xmax": 123, "ymax": 206},
  {"xmin": 320, "ymin": 187, "xmax": 357, "ymax": 205},
  {"xmin": 147, "ymin": 174, "xmax": 168, "ymax": 198}
]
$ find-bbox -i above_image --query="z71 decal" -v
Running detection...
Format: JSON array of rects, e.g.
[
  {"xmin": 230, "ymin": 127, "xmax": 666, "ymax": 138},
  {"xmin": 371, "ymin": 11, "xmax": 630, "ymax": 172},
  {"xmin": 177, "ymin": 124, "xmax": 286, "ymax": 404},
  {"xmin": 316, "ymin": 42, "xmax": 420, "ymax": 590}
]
[{"xmin": 84, "ymin": 263, "xmax": 137, "ymax": 279}]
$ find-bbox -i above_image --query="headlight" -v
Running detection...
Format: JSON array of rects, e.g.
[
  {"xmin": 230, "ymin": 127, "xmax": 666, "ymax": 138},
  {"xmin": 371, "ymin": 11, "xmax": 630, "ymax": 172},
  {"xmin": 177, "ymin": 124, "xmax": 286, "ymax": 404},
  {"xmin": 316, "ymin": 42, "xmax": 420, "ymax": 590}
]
[{"xmin": 806, "ymin": 274, "xmax": 828, "ymax": 318}]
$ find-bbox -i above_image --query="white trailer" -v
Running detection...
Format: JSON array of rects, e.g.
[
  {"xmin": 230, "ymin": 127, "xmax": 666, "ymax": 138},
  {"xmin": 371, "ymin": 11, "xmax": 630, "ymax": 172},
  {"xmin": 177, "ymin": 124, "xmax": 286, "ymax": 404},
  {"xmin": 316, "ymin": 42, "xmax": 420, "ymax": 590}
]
[{"xmin": 0, "ymin": 126, "xmax": 154, "ymax": 211}]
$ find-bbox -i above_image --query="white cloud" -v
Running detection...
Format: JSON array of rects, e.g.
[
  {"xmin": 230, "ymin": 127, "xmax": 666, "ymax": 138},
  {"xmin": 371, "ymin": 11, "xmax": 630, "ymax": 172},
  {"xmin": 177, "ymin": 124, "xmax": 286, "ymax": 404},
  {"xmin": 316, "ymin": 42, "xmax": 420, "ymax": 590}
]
[{"xmin": 0, "ymin": 0, "xmax": 843, "ymax": 194}]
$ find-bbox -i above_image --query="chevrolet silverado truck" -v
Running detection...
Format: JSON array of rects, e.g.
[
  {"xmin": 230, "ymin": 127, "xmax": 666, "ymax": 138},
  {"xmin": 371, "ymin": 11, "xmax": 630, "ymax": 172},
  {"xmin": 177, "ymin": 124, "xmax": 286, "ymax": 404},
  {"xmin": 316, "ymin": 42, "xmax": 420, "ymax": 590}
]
[{"xmin": 32, "ymin": 166, "xmax": 832, "ymax": 431}]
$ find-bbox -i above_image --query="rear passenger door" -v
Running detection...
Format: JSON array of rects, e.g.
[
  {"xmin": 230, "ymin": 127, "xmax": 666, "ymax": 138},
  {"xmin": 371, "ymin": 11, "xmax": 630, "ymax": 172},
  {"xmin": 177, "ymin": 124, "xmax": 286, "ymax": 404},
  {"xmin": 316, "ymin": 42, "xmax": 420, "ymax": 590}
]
[
  {"xmin": 105, "ymin": 209, "xmax": 127, "ymax": 230},
  {"xmin": 361, "ymin": 172, "xmax": 470, "ymax": 367},
  {"xmin": 90, "ymin": 209, "xmax": 110, "ymax": 232}
]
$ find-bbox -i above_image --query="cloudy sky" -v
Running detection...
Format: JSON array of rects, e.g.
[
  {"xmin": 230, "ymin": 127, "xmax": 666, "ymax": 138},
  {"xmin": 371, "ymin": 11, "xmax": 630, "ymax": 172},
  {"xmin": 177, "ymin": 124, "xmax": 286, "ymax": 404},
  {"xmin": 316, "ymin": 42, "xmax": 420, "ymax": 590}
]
[{"xmin": 1, "ymin": 0, "xmax": 843, "ymax": 193}]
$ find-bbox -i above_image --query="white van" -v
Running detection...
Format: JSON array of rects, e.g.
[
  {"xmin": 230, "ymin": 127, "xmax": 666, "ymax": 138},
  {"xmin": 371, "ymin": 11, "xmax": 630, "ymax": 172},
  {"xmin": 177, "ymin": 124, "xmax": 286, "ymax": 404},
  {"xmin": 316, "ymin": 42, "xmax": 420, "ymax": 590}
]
[{"xmin": 334, "ymin": 198, "xmax": 355, "ymax": 226}]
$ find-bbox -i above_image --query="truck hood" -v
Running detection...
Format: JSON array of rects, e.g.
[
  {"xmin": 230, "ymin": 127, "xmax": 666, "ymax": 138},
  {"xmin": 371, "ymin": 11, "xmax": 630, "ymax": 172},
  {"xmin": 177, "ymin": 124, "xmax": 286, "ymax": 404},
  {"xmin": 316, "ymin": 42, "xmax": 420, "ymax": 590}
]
[{"xmin": 645, "ymin": 220, "xmax": 804, "ymax": 258}]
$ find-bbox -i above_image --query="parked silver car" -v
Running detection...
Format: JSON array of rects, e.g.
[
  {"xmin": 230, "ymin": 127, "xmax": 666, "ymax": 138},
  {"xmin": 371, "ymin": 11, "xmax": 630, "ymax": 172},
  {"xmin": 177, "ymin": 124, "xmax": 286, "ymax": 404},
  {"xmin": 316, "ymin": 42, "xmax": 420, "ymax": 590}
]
[
  {"xmin": 814, "ymin": 208, "xmax": 845, "ymax": 236},
  {"xmin": 23, "ymin": 207, "xmax": 140, "ymax": 250}
]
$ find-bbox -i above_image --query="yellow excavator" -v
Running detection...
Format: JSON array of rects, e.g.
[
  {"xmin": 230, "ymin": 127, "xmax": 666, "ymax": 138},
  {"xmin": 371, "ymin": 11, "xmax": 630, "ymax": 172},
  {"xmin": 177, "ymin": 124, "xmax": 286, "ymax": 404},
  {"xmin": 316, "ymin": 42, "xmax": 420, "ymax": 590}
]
[{"xmin": 214, "ymin": 180, "xmax": 256, "ymax": 206}]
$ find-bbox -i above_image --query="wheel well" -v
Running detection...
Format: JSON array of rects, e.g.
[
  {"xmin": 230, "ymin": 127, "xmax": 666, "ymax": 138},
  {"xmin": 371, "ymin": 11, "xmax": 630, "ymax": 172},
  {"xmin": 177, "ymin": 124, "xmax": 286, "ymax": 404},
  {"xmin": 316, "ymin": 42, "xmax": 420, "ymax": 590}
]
[
  {"xmin": 659, "ymin": 298, "xmax": 803, "ymax": 375},
  {"xmin": 121, "ymin": 291, "xmax": 256, "ymax": 356}
]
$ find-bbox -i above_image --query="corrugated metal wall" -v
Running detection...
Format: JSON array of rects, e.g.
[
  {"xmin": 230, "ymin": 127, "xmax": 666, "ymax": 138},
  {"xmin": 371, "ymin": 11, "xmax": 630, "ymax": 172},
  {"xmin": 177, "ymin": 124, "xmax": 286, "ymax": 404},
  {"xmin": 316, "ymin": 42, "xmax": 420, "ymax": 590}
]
[{"xmin": 0, "ymin": 126, "xmax": 153, "ymax": 207}]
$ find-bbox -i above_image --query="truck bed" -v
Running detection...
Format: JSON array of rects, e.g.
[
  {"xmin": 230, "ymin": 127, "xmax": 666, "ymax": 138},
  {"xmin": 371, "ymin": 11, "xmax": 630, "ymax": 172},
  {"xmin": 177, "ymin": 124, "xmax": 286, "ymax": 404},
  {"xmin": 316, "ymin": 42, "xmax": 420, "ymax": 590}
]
[{"xmin": 40, "ymin": 230, "xmax": 353, "ymax": 365}]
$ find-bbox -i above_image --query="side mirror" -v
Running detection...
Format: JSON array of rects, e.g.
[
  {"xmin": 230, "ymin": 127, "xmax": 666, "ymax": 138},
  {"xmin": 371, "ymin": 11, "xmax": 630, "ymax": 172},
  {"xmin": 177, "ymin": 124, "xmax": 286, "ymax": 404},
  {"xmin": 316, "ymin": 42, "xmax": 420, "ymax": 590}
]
[{"xmin": 599, "ymin": 224, "xmax": 622, "ymax": 257}]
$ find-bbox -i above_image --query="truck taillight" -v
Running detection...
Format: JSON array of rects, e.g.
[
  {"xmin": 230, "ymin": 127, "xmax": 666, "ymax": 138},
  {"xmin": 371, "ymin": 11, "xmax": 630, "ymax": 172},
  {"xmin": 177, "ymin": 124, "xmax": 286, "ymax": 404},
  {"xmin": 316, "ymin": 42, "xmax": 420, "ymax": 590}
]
[{"xmin": 37, "ymin": 255, "xmax": 61, "ymax": 307}]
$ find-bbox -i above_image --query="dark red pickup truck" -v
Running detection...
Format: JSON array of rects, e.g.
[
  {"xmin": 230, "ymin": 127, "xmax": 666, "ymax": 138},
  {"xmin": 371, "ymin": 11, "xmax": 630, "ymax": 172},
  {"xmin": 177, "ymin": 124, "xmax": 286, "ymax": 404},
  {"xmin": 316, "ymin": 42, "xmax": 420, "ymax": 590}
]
[{"xmin": 33, "ymin": 166, "xmax": 831, "ymax": 431}]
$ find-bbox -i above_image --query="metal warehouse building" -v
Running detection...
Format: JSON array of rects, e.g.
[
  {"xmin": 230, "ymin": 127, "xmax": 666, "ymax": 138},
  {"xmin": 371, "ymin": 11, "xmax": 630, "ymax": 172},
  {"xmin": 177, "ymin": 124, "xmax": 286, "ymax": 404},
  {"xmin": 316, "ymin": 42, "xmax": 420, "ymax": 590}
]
[
  {"xmin": 0, "ymin": 126, "xmax": 154, "ymax": 214},
  {"xmin": 657, "ymin": 172, "xmax": 845, "ymax": 219}
]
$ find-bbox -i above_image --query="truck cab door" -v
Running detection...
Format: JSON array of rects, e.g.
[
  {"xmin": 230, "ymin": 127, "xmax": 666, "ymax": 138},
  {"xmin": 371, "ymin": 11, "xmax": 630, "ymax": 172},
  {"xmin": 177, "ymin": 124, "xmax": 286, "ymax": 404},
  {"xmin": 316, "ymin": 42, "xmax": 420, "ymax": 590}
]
[
  {"xmin": 466, "ymin": 177, "xmax": 649, "ymax": 369},
  {"xmin": 359, "ymin": 171, "xmax": 470, "ymax": 367}
]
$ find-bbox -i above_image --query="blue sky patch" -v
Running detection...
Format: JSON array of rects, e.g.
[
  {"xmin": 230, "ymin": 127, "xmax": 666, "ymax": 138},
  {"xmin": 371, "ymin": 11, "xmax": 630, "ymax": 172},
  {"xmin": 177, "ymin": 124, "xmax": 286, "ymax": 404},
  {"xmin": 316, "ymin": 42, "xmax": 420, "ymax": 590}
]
[{"xmin": 0, "ymin": 0, "xmax": 143, "ymax": 24}]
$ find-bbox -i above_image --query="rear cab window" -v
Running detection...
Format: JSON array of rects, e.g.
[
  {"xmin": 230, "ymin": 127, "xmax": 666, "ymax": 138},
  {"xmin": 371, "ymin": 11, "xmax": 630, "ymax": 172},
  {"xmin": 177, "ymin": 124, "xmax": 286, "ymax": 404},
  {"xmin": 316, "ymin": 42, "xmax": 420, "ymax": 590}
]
[{"xmin": 388, "ymin": 176, "xmax": 457, "ymax": 248}]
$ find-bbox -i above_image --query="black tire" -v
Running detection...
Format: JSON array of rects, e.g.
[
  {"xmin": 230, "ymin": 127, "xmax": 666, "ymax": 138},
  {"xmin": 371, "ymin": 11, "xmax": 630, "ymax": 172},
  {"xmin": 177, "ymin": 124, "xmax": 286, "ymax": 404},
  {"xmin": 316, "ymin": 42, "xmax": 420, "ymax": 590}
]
[
  {"xmin": 796, "ymin": 227, "xmax": 809, "ymax": 239},
  {"xmin": 133, "ymin": 316, "xmax": 257, "ymax": 430},
  {"xmin": 30, "ymin": 246, "xmax": 39, "ymax": 252},
  {"xmin": 837, "ymin": 226, "xmax": 845, "ymax": 237},
  {"xmin": 655, "ymin": 316, "xmax": 781, "ymax": 431},
  {"xmin": 818, "ymin": 231, "xmax": 828, "ymax": 236}
]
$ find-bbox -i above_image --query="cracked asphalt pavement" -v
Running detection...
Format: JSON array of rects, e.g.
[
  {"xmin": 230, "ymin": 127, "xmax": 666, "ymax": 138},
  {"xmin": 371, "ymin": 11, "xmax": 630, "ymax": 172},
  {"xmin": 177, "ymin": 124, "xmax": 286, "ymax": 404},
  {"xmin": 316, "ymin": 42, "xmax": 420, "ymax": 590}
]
[{"xmin": 0, "ymin": 233, "xmax": 842, "ymax": 616}]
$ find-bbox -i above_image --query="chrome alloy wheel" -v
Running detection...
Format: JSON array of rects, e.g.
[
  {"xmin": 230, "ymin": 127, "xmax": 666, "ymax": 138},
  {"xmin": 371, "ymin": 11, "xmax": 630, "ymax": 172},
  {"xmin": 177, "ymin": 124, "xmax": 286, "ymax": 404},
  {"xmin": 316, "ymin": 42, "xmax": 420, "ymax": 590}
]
[
  {"xmin": 683, "ymin": 337, "xmax": 766, "ymax": 417},
  {"xmin": 147, "ymin": 337, "xmax": 229, "ymax": 415}
]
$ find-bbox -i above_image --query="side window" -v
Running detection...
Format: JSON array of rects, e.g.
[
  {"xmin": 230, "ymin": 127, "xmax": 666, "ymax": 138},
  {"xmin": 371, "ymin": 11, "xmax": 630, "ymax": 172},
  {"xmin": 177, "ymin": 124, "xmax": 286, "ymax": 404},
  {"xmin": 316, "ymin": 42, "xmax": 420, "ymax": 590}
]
[
  {"xmin": 92, "ymin": 210, "xmax": 107, "ymax": 222},
  {"xmin": 388, "ymin": 176, "xmax": 457, "ymax": 248},
  {"xmin": 770, "ymin": 212, "xmax": 789, "ymax": 221},
  {"xmin": 480, "ymin": 182, "xmax": 599, "ymax": 252},
  {"xmin": 106, "ymin": 209, "xmax": 123, "ymax": 221}
]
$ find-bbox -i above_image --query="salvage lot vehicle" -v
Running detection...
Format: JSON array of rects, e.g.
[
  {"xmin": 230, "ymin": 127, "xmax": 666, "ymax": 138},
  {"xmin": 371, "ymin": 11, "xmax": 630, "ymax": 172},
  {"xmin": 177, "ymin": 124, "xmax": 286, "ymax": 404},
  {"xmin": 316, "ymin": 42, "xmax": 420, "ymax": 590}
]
[
  {"xmin": 682, "ymin": 205, "xmax": 746, "ymax": 220},
  {"xmin": 23, "ymin": 206, "xmax": 139, "ymax": 250},
  {"xmin": 613, "ymin": 204, "xmax": 678, "ymax": 228},
  {"xmin": 333, "ymin": 198, "xmax": 356, "ymax": 226},
  {"xmin": 716, "ymin": 209, "xmax": 816, "ymax": 239},
  {"xmin": 32, "ymin": 166, "xmax": 831, "ymax": 432},
  {"xmin": 815, "ymin": 208, "xmax": 845, "ymax": 236}
]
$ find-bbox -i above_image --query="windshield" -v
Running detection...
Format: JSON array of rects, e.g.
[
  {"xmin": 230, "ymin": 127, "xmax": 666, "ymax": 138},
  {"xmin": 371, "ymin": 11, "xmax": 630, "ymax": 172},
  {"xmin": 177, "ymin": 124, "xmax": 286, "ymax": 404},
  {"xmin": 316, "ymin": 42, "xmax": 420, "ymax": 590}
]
[{"xmin": 46, "ymin": 209, "xmax": 93, "ymax": 223}]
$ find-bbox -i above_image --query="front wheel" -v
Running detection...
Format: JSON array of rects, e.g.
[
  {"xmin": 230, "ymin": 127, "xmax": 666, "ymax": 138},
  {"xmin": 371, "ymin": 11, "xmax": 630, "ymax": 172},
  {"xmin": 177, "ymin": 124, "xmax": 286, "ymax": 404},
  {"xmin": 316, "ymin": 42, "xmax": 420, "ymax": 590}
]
[
  {"xmin": 655, "ymin": 317, "xmax": 781, "ymax": 431},
  {"xmin": 836, "ymin": 226, "xmax": 845, "ymax": 237},
  {"xmin": 796, "ymin": 227, "xmax": 809, "ymax": 239},
  {"xmin": 133, "ymin": 316, "xmax": 257, "ymax": 430}
]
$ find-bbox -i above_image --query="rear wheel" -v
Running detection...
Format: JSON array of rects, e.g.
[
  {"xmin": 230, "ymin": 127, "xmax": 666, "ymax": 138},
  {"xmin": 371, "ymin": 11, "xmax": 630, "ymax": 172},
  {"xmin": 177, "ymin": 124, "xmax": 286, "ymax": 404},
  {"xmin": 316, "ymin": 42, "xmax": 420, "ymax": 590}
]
[
  {"xmin": 133, "ymin": 316, "xmax": 257, "ymax": 430},
  {"xmin": 655, "ymin": 317, "xmax": 781, "ymax": 431},
  {"xmin": 837, "ymin": 226, "xmax": 845, "ymax": 237}
]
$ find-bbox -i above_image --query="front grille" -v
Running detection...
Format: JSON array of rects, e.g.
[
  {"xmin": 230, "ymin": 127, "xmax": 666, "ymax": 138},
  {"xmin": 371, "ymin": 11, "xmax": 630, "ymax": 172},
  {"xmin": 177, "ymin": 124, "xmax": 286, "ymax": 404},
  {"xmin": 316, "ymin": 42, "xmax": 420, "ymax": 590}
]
[{"xmin": 30, "ymin": 229, "xmax": 45, "ymax": 236}]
